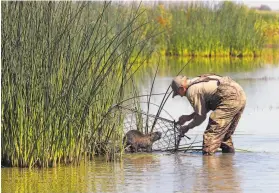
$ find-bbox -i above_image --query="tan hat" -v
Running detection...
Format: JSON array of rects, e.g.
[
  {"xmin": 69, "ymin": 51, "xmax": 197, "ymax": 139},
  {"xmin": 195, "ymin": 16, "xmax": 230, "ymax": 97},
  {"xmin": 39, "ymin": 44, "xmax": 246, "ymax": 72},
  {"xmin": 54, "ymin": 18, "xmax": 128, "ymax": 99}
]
[{"xmin": 171, "ymin": 75, "xmax": 187, "ymax": 98}]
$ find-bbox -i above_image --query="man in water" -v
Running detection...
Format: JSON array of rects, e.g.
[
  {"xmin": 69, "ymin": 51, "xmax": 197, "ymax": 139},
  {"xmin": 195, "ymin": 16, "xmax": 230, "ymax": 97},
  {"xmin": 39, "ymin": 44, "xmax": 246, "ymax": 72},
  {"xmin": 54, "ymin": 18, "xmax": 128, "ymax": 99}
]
[{"xmin": 171, "ymin": 74, "xmax": 246, "ymax": 155}]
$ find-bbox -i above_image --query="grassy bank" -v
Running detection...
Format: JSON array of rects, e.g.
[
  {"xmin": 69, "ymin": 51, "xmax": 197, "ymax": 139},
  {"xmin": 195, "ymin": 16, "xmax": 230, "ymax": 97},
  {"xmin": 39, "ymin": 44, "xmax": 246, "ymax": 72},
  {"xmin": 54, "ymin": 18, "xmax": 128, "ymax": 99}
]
[
  {"xmin": 151, "ymin": 1, "xmax": 279, "ymax": 57},
  {"xmin": 1, "ymin": 1, "xmax": 156, "ymax": 168}
]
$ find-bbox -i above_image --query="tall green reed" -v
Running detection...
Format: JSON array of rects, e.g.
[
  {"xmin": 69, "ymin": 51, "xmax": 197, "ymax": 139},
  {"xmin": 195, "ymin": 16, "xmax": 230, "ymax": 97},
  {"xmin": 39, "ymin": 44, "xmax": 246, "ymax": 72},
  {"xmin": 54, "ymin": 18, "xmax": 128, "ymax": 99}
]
[{"xmin": 1, "ymin": 1, "xmax": 156, "ymax": 167}]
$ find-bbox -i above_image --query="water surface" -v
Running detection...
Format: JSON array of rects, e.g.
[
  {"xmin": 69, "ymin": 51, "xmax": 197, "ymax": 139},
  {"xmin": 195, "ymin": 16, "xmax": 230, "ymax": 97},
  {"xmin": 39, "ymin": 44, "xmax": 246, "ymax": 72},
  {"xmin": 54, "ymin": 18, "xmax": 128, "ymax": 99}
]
[
  {"xmin": 2, "ymin": 153, "xmax": 279, "ymax": 193},
  {"xmin": 138, "ymin": 57, "xmax": 279, "ymax": 153},
  {"xmin": 2, "ymin": 56, "xmax": 279, "ymax": 193}
]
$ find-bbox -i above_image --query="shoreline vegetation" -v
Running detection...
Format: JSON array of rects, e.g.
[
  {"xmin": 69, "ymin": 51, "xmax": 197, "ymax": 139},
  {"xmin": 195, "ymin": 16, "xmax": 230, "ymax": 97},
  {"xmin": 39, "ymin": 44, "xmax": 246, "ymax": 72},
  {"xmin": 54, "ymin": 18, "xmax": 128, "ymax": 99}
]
[
  {"xmin": 153, "ymin": 1, "xmax": 279, "ymax": 57},
  {"xmin": 1, "ymin": 1, "xmax": 279, "ymax": 168}
]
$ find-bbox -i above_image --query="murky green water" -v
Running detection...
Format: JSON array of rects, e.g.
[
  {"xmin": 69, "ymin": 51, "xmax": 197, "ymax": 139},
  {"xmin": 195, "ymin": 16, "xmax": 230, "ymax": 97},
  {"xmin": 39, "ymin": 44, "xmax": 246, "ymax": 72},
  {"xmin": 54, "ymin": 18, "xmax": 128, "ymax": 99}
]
[
  {"xmin": 2, "ymin": 55, "xmax": 279, "ymax": 193},
  {"xmin": 2, "ymin": 153, "xmax": 279, "ymax": 193}
]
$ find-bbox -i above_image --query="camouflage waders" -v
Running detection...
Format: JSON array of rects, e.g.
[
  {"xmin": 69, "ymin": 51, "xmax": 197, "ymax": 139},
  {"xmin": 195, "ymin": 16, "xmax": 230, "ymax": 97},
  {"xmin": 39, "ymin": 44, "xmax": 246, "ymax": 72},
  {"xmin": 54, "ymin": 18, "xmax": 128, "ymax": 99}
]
[
  {"xmin": 201, "ymin": 76, "xmax": 246, "ymax": 155},
  {"xmin": 186, "ymin": 74, "xmax": 246, "ymax": 154}
]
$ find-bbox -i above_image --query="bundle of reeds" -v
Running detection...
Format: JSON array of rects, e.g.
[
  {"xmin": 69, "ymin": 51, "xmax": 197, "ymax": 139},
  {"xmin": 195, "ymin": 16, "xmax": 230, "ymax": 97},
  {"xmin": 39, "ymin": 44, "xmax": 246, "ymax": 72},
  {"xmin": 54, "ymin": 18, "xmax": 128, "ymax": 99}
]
[{"xmin": 1, "ymin": 1, "xmax": 156, "ymax": 168}]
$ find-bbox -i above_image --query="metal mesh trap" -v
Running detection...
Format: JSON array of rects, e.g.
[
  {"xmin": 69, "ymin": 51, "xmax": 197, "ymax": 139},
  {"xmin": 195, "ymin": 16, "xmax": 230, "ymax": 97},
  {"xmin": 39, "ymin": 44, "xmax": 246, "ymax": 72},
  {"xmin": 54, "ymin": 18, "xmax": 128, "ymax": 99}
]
[{"xmin": 117, "ymin": 104, "xmax": 193, "ymax": 152}]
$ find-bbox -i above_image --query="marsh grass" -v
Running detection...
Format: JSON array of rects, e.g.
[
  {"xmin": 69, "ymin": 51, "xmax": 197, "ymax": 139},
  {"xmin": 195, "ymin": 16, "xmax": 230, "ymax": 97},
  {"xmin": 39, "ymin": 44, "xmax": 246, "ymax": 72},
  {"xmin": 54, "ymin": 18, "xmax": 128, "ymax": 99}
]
[
  {"xmin": 153, "ymin": 1, "xmax": 279, "ymax": 57},
  {"xmin": 2, "ymin": 1, "xmax": 278, "ymax": 168},
  {"xmin": 1, "ymin": 1, "xmax": 157, "ymax": 167}
]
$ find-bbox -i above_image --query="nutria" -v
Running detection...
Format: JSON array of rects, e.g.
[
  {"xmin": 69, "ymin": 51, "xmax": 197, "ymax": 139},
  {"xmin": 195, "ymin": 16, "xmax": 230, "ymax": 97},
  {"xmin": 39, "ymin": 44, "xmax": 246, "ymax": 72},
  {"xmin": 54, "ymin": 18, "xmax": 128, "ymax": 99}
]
[{"xmin": 123, "ymin": 130, "xmax": 162, "ymax": 153}]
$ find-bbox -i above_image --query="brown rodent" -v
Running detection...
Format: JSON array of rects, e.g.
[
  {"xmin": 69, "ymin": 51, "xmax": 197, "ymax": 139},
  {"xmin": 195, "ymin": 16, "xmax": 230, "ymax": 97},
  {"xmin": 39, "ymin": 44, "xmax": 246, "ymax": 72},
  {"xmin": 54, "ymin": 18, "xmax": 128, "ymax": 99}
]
[{"xmin": 123, "ymin": 130, "xmax": 162, "ymax": 152}]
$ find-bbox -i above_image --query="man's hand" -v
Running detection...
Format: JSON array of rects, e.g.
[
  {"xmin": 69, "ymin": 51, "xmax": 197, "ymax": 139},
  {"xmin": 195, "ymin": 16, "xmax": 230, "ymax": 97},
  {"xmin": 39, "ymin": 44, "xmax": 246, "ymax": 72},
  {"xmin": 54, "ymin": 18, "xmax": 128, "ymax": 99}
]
[
  {"xmin": 179, "ymin": 125, "xmax": 190, "ymax": 136},
  {"xmin": 177, "ymin": 114, "xmax": 194, "ymax": 125}
]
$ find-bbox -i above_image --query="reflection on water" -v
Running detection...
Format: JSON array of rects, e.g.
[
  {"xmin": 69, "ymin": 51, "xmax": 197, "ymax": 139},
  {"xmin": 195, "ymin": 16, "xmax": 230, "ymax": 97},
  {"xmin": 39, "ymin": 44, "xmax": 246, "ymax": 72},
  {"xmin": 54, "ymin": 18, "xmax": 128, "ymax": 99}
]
[
  {"xmin": 138, "ymin": 55, "xmax": 279, "ymax": 80},
  {"xmin": 2, "ymin": 55, "xmax": 279, "ymax": 193},
  {"xmin": 2, "ymin": 153, "xmax": 279, "ymax": 193},
  {"xmin": 197, "ymin": 155, "xmax": 241, "ymax": 193}
]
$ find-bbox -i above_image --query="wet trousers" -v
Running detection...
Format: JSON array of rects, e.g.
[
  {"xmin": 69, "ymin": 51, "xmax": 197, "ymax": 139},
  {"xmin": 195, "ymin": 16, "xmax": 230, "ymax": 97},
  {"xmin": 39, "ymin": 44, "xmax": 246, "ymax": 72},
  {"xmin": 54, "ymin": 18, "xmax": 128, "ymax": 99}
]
[{"xmin": 202, "ymin": 77, "xmax": 246, "ymax": 155}]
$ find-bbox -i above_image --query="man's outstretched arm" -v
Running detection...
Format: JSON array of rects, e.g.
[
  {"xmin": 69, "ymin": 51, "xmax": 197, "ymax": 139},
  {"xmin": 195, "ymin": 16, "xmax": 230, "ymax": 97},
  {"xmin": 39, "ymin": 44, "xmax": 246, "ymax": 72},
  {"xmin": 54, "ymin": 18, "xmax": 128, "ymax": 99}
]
[
  {"xmin": 180, "ymin": 113, "xmax": 207, "ymax": 135},
  {"xmin": 177, "ymin": 112, "xmax": 195, "ymax": 125},
  {"xmin": 187, "ymin": 113, "xmax": 207, "ymax": 129}
]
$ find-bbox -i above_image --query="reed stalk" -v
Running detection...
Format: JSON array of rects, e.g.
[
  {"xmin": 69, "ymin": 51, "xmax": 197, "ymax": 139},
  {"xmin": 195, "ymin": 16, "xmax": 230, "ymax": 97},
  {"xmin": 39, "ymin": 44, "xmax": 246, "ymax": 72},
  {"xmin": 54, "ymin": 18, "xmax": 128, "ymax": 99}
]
[{"xmin": 1, "ymin": 1, "xmax": 156, "ymax": 168}]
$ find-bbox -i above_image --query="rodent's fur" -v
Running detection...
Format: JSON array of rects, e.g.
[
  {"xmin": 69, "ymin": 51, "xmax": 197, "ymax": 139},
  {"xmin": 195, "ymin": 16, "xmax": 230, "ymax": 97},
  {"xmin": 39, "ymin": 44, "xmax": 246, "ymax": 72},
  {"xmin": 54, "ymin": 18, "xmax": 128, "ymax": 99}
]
[{"xmin": 123, "ymin": 130, "xmax": 162, "ymax": 152}]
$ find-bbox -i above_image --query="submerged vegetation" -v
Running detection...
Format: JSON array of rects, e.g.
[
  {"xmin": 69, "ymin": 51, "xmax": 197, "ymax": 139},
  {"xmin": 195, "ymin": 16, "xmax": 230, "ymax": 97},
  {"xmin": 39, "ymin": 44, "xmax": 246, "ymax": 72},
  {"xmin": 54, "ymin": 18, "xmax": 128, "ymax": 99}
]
[{"xmin": 1, "ymin": 1, "xmax": 279, "ymax": 168}]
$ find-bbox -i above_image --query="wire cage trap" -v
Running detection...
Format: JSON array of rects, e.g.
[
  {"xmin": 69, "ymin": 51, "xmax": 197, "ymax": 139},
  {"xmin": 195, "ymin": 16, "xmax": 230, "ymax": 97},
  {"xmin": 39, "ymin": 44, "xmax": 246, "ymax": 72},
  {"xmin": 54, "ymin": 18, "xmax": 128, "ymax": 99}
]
[{"xmin": 116, "ymin": 104, "xmax": 192, "ymax": 152}]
